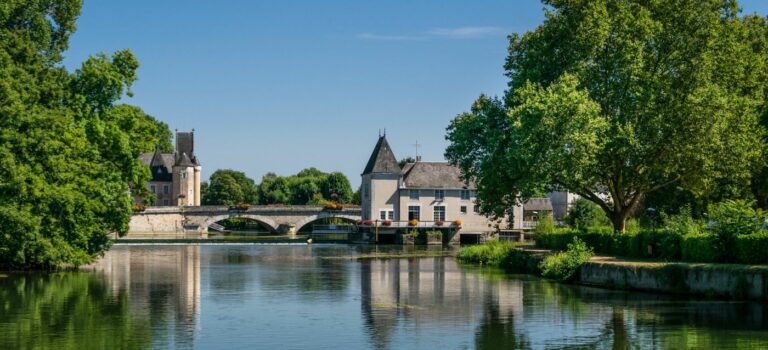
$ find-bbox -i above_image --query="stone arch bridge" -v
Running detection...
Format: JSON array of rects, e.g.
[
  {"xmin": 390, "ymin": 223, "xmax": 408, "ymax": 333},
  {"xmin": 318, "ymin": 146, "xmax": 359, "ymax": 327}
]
[{"xmin": 129, "ymin": 205, "xmax": 361, "ymax": 235}]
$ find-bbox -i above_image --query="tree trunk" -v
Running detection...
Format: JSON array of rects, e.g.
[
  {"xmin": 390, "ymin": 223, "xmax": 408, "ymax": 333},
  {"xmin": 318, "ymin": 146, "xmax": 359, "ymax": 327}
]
[{"xmin": 610, "ymin": 212, "xmax": 627, "ymax": 233}]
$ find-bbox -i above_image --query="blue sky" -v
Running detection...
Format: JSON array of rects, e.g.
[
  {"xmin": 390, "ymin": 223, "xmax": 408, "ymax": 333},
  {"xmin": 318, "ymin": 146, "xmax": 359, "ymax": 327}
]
[{"xmin": 62, "ymin": 0, "xmax": 768, "ymax": 188}]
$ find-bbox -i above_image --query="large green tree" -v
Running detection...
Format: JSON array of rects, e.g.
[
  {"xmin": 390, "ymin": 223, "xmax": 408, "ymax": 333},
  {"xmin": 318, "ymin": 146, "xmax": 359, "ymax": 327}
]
[
  {"xmin": 0, "ymin": 0, "xmax": 171, "ymax": 268},
  {"xmin": 446, "ymin": 0, "xmax": 766, "ymax": 231},
  {"xmin": 256, "ymin": 168, "xmax": 354, "ymax": 205},
  {"xmin": 201, "ymin": 169, "xmax": 259, "ymax": 205}
]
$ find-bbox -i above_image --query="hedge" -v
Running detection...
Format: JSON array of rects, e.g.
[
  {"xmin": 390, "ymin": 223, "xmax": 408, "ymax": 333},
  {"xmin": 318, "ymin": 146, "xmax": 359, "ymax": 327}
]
[
  {"xmin": 680, "ymin": 234, "xmax": 720, "ymax": 263},
  {"xmin": 734, "ymin": 232, "xmax": 768, "ymax": 265},
  {"xmin": 536, "ymin": 230, "xmax": 768, "ymax": 264},
  {"xmin": 535, "ymin": 229, "xmax": 681, "ymax": 260}
]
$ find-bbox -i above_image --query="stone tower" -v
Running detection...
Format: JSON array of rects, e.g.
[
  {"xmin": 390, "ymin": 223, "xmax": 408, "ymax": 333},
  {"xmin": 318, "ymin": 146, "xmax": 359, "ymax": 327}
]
[
  {"xmin": 172, "ymin": 131, "xmax": 202, "ymax": 206},
  {"xmin": 361, "ymin": 134, "xmax": 401, "ymax": 221}
]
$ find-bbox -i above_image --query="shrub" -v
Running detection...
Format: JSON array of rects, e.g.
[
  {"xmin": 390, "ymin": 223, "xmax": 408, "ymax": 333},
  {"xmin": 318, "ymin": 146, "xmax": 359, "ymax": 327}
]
[
  {"xmin": 734, "ymin": 231, "xmax": 768, "ymax": 264},
  {"xmin": 534, "ymin": 215, "xmax": 556, "ymax": 235},
  {"xmin": 565, "ymin": 198, "xmax": 611, "ymax": 230},
  {"xmin": 539, "ymin": 237, "xmax": 594, "ymax": 281},
  {"xmin": 681, "ymin": 234, "xmax": 720, "ymax": 263},
  {"xmin": 708, "ymin": 200, "xmax": 764, "ymax": 259},
  {"xmin": 661, "ymin": 205, "xmax": 703, "ymax": 235},
  {"xmin": 457, "ymin": 240, "xmax": 517, "ymax": 266}
]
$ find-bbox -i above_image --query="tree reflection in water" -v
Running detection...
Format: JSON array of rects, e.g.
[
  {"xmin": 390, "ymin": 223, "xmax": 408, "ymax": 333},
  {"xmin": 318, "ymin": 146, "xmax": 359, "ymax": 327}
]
[{"xmin": 0, "ymin": 272, "xmax": 153, "ymax": 350}]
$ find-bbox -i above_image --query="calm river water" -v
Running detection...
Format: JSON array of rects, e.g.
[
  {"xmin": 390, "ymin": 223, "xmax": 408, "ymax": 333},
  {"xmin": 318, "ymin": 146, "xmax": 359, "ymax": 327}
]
[{"xmin": 1, "ymin": 244, "xmax": 767, "ymax": 349}]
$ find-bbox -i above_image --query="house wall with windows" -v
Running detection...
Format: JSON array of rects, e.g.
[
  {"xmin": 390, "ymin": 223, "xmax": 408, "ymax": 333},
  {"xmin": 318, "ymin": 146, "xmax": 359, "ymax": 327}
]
[{"xmin": 361, "ymin": 134, "xmax": 522, "ymax": 233}]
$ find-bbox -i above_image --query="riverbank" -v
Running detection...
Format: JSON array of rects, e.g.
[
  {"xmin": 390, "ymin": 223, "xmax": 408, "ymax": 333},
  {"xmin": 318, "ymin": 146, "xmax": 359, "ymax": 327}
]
[{"xmin": 458, "ymin": 243, "xmax": 768, "ymax": 301}]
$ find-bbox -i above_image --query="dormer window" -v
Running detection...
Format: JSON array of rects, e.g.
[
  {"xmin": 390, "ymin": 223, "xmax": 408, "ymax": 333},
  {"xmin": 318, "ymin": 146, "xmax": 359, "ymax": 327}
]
[{"xmin": 434, "ymin": 190, "xmax": 444, "ymax": 201}]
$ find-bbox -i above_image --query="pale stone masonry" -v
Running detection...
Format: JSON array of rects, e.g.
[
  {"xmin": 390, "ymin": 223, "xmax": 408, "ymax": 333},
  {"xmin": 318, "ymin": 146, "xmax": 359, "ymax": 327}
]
[
  {"xmin": 136, "ymin": 131, "xmax": 202, "ymax": 206},
  {"xmin": 360, "ymin": 135, "xmax": 523, "ymax": 233}
]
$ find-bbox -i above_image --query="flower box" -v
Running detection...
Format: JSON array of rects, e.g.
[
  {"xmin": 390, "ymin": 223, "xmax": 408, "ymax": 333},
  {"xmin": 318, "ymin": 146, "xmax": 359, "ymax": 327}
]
[
  {"xmin": 363, "ymin": 220, "xmax": 374, "ymax": 226},
  {"xmin": 435, "ymin": 220, "xmax": 444, "ymax": 226},
  {"xmin": 230, "ymin": 203, "xmax": 251, "ymax": 211},
  {"xmin": 382, "ymin": 220, "xmax": 392, "ymax": 226},
  {"xmin": 408, "ymin": 219, "xmax": 419, "ymax": 226},
  {"xmin": 324, "ymin": 203, "xmax": 339, "ymax": 210},
  {"xmin": 453, "ymin": 219, "xmax": 462, "ymax": 226}
]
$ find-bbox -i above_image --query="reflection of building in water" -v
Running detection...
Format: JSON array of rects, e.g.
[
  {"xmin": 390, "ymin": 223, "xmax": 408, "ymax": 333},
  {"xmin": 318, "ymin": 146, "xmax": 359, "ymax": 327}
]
[
  {"xmin": 86, "ymin": 246, "xmax": 201, "ymax": 347},
  {"xmin": 360, "ymin": 257, "xmax": 523, "ymax": 348}
]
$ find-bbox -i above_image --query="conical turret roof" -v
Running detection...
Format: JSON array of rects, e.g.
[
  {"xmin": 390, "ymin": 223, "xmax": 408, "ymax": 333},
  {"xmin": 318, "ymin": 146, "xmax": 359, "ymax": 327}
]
[{"xmin": 362, "ymin": 135, "xmax": 400, "ymax": 175}]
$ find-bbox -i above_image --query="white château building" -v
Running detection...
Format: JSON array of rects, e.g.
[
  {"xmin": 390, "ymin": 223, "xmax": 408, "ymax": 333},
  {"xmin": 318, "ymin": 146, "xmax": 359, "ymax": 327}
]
[
  {"xmin": 360, "ymin": 135, "xmax": 523, "ymax": 235},
  {"xmin": 136, "ymin": 131, "xmax": 201, "ymax": 206}
]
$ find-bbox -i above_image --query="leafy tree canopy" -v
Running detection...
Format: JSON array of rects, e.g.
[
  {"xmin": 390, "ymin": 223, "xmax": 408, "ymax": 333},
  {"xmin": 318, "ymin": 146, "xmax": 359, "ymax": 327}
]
[
  {"xmin": 446, "ymin": 0, "xmax": 768, "ymax": 231},
  {"xmin": 256, "ymin": 168, "xmax": 353, "ymax": 205},
  {"xmin": 201, "ymin": 169, "xmax": 259, "ymax": 206},
  {"xmin": 0, "ymin": 0, "xmax": 171, "ymax": 268}
]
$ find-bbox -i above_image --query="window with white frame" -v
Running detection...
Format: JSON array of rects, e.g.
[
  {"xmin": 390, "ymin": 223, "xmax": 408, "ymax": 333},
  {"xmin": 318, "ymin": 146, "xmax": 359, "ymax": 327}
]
[
  {"xmin": 408, "ymin": 206, "xmax": 420, "ymax": 221},
  {"xmin": 379, "ymin": 209, "xmax": 394, "ymax": 220},
  {"xmin": 434, "ymin": 205, "xmax": 446, "ymax": 222},
  {"xmin": 460, "ymin": 189, "xmax": 470, "ymax": 200},
  {"xmin": 434, "ymin": 190, "xmax": 445, "ymax": 201},
  {"xmin": 409, "ymin": 190, "xmax": 420, "ymax": 200}
]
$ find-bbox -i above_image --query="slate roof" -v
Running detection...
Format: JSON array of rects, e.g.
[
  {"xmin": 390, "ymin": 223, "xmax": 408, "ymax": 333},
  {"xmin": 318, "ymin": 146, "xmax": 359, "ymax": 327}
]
[
  {"xmin": 401, "ymin": 162, "xmax": 473, "ymax": 189},
  {"xmin": 362, "ymin": 135, "xmax": 401, "ymax": 175},
  {"xmin": 523, "ymin": 198, "xmax": 553, "ymax": 212}
]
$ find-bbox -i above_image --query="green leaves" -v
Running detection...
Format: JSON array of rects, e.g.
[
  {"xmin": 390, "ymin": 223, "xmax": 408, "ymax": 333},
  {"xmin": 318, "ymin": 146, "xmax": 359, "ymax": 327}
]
[
  {"xmin": 447, "ymin": 0, "xmax": 768, "ymax": 231},
  {"xmin": 0, "ymin": 1, "xmax": 171, "ymax": 268}
]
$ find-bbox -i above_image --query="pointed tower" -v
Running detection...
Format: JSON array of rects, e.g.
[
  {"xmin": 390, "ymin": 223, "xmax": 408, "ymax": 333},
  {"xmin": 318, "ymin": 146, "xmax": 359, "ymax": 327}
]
[
  {"xmin": 172, "ymin": 131, "xmax": 201, "ymax": 206},
  {"xmin": 361, "ymin": 134, "xmax": 401, "ymax": 221}
]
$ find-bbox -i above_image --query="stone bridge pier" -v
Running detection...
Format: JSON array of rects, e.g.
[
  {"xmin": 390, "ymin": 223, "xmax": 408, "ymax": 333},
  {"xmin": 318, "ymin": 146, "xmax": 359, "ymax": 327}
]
[{"xmin": 128, "ymin": 205, "xmax": 362, "ymax": 236}]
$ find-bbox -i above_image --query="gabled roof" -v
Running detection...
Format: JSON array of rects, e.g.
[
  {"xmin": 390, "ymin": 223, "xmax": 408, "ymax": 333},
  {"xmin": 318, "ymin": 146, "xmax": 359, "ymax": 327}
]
[
  {"xmin": 362, "ymin": 135, "xmax": 401, "ymax": 175},
  {"xmin": 176, "ymin": 152, "xmax": 194, "ymax": 167},
  {"xmin": 401, "ymin": 162, "xmax": 473, "ymax": 189},
  {"xmin": 523, "ymin": 198, "xmax": 553, "ymax": 211}
]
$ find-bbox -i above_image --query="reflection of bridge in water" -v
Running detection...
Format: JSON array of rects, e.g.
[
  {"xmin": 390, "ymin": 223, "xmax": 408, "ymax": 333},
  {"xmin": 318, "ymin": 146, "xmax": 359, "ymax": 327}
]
[{"xmin": 129, "ymin": 205, "xmax": 362, "ymax": 236}]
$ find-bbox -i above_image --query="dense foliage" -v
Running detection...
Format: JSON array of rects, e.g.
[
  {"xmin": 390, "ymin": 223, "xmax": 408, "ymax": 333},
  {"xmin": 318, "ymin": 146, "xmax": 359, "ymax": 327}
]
[
  {"xmin": 256, "ymin": 168, "xmax": 353, "ymax": 205},
  {"xmin": 201, "ymin": 167, "xmax": 355, "ymax": 206},
  {"xmin": 537, "ymin": 200, "xmax": 768, "ymax": 264},
  {"xmin": 539, "ymin": 237, "xmax": 594, "ymax": 281},
  {"xmin": 0, "ymin": 0, "xmax": 172, "ymax": 268},
  {"xmin": 201, "ymin": 169, "xmax": 259, "ymax": 205},
  {"xmin": 445, "ymin": 0, "xmax": 768, "ymax": 231},
  {"xmin": 565, "ymin": 198, "xmax": 611, "ymax": 231}
]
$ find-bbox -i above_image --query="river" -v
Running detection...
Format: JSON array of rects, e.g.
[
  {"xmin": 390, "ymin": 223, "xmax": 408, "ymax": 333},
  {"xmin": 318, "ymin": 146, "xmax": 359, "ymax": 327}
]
[{"xmin": 0, "ymin": 244, "xmax": 766, "ymax": 349}]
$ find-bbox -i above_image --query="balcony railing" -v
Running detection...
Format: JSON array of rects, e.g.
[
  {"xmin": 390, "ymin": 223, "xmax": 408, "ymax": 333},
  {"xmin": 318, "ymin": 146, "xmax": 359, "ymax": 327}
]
[{"xmin": 357, "ymin": 220, "xmax": 460, "ymax": 229}]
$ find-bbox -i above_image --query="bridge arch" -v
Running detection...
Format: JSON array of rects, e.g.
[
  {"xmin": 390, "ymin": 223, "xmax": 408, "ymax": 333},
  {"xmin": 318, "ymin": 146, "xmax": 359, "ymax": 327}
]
[
  {"xmin": 294, "ymin": 213, "xmax": 361, "ymax": 232},
  {"xmin": 203, "ymin": 214, "xmax": 279, "ymax": 233}
]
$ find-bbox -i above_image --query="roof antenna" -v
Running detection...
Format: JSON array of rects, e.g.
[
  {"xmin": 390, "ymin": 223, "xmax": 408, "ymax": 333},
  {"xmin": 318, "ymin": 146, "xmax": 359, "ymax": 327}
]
[
  {"xmin": 378, "ymin": 129, "xmax": 381, "ymax": 137},
  {"xmin": 413, "ymin": 140, "xmax": 421, "ymax": 162},
  {"xmin": 383, "ymin": 128, "xmax": 386, "ymax": 137}
]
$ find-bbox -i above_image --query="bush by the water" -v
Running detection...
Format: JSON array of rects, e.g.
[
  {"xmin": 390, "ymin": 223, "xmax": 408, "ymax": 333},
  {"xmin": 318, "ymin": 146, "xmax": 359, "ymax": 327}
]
[
  {"xmin": 456, "ymin": 241, "xmax": 542, "ymax": 273},
  {"xmin": 539, "ymin": 237, "xmax": 594, "ymax": 281},
  {"xmin": 457, "ymin": 240, "xmax": 518, "ymax": 266}
]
